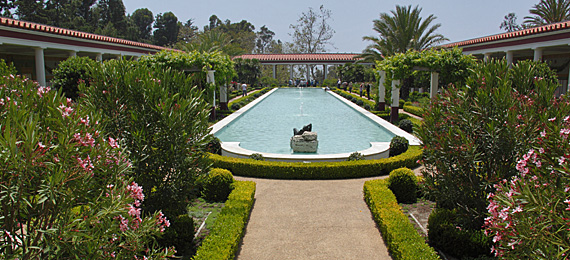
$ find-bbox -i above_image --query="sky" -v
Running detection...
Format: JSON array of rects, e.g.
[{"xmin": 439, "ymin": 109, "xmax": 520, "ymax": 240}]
[{"xmin": 122, "ymin": 0, "xmax": 540, "ymax": 53}]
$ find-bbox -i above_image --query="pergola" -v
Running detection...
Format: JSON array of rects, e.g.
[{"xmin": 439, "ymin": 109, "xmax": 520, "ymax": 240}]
[{"xmin": 233, "ymin": 53, "xmax": 372, "ymax": 80}]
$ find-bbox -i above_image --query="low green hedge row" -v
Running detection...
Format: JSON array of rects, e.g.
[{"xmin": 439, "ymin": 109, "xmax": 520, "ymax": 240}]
[
  {"xmin": 333, "ymin": 89, "xmax": 376, "ymax": 110},
  {"xmin": 364, "ymin": 179, "xmax": 440, "ymax": 260},
  {"xmin": 193, "ymin": 181, "xmax": 256, "ymax": 260},
  {"xmin": 403, "ymin": 104, "xmax": 424, "ymax": 118},
  {"xmin": 228, "ymin": 87, "xmax": 272, "ymax": 110},
  {"xmin": 208, "ymin": 146, "xmax": 422, "ymax": 180}
]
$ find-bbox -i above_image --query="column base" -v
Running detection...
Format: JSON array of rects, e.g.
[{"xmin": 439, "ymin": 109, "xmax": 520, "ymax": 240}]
[
  {"xmin": 220, "ymin": 102, "xmax": 228, "ymax": 111},
  {"xmin": 390, "ymin": 106, "xmax": 399, "ymax": 123},
  {"xmin": 210, "ymin": 107, "xmax": 216, "ymax": 120}
]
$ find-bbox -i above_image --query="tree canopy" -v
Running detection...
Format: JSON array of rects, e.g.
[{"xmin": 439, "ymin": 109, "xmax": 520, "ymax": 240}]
[{"xmin": 289, "ymin": 5, "xmax": 335, "ymax": 53}]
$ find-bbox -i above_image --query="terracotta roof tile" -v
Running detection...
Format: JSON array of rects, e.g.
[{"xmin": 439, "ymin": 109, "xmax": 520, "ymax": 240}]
[
  {"xmin": 233, "ymin": 53, "xmax": 361, "ymax": 62},
  {"xmin": 0, "ymin": 17, "xmax": 172, "ymax": 52},
  {"xmin": 441, "ymin": 20, "xmax": 570, "ymax": 48}
]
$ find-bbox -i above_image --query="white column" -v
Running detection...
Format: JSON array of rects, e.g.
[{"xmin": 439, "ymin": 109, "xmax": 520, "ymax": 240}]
[
  {"xmin": 290, "ymin": 64, "xmax": 294, "ymax": 80},
  {"xmin": 533, "ymin": 47, "xmax": 543, "ymax": 61},
  {"xmin": 96, "ymin": 53, "xmax": 103, "ymax": 62},
  {"xmin": 69, "ymin": 50, "xmax": 77, "ymax": 57},
  {"xmin": 306, "ymin": 64, "xmax": 310, "ymax": 81},
  {"xmin": 506, "ymin": 51, "xmax": 514, "ymax": 67},
  {"xmin": 390, "ymin": 79, "xmax": 400, "ymax": 123},
  {"xmin": 484, "ymin": 53, "xmax": 492, "ymax": 62},
  {"xmin": 378, "ymin": 70, "xmax": 386, "ymax": 108},
  {"xmin": 273, "ymin": 64, "xmax": 276, "ymax": 79},
  {"xmin": 323, "ymin": 64, "xmax": 327, "ymax": 80},
  {"xmin": 430, "ymin": 72, "xmax": 439, "ymax": 98},
  {"xmin": 34, "ymin": 47, "xmax": 46, "ymax": 86}
]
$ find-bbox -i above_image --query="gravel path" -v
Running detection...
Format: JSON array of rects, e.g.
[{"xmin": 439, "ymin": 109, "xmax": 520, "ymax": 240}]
[{"xmin": 235, "ymin": 176, "xmax": 392, "ymax": 260}]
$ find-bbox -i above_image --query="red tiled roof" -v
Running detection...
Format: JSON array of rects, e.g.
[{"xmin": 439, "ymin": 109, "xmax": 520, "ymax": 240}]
[
  {"xmin": 441, "ymin": 20, "xmax": 570, "ymax": 49},
  {"xmin": 233, "ymin": 53, "xmax": 361, "ymax": 62},
  {"xmin": 0, "ymin": 17, "xmax": 171, "ymax": 52}
]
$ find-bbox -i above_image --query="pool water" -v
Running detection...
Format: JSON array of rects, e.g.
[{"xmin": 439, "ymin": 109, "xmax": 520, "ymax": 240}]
[{"xmin": 214, "ymin": 88, "xmax": 396, "ymax": 155}]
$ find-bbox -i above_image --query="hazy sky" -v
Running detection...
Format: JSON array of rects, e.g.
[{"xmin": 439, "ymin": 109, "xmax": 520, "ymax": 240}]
[{"xmin": 122, "ymin": 0, "xmax": 540, "ymax": 53}]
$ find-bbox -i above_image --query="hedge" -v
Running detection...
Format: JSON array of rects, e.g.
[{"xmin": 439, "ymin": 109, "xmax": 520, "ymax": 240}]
[
  {"xmin": 193, "ymin": 181, "xmax": 256, "ymax": 260},
  {"xmin": 228, "ymin": 87, "xmax": 272, "ymax": 110},
  {"xmin": 333, "ymin": 89, "xmax": 376, "ymax": 110},
  {"xmin": 364, "ymin": 179, "xmax": 440, "ymax": 260},
  {"xmin": 209, "ymin": 146, "xmax": 422, "ymax": 180},
  {"xmin": 403, "ymin": 104, "xmax": 424, "ymax": 118}
]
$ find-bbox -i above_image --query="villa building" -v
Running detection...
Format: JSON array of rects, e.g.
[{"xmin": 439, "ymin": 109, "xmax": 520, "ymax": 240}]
[
  {"xmin": 441, "ymin": 20, "xmax": 570, "ymax": 96},
  {"xmin": 0, "ymin": 17, "xmax": 169, "ymax": 86}
]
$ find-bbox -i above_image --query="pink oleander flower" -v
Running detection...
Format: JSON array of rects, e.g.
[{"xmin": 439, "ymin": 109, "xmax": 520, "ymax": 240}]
[
  {"xmin": 127, "ymin": 182, "xmax": 145, "ymax": 202},
  {"xmin": 548, "ymin": 117, "xmax": 557, "ymax": 122},
  {"xmin": 108, "ymin": 137, "xmax": 119, "ymax": 149},
  {"xmin": 37, "ymin": 86, "xmax": 50, "ymax": 97},
  {"xmin": 117, "ymin": 215, "xmax": 129, "ymax": 232}
]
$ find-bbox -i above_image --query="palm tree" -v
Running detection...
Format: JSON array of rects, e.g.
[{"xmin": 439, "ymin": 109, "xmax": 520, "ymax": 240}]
[
  {"xmin": 524, "ymin": 0, "xmax": 570, "ymax": 27},
  {"xmin": 358, "ymin": 5, "xmax": 448, "ymax": 63}
]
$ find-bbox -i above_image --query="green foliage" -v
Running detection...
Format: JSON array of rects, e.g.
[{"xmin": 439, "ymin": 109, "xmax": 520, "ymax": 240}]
[
  {"xmin": 388, "ymin": 168, "xmax": 418, "ymax": 203},
  {"xmin": 398, "ymin": 119, "xmax": 413, "ymax": 133},
  {"xmin": 0, "ymin": 59, "xmax": 16, "ymax": 77},
  {"xmin": 193, "ymin": 181, "xmax": 256, "ymax": 260},
  {"xmin": 408, "ymin": 91, "xmax": 429, "ymax": 102},
  {"xmin": 51, "ymin": 56, "xmax": 99, "ymax": 99},
  {"xmin": 209, "ymin": 146, "xmax": 422, "ymax": 179},
  {"xmin": 0, "ymin": 74, "xmax": 173, "ymax": 259},
  {"xmin": 428, "ymin": 208, "xmax": 491, "ymax": 258},
  {"xmin": 333, "ymin": 89, "xmax": 376, "ymax": 110},
  {"xmin": 249, "ymin": 153, "xmax": 265, "ymax": 161},
  {"xmin": 389, "ymin": 136, "xmax": 409, "ymax": 157},
  {"xmin": 158, "ymin": 214, "xmax": 196, "ymax": 258},
  {"xmin": 80, "ymin": 59, "xmax": 212, "ymax": 219},
  {"xmin": 228, "ymin": 87, "xmax": 272, "ymax": 111},
  {"xmin": 364, "ymin": 179, "xmax": 440, "ymax": 260},
  {"xmin": 201, "ymin": 168, "xmax": 235, "ymax": 202},
  {"xmin": 348, "ymin": 152, "xmax": 365, "ymax": 161},
  {"xmin": 153, "ymin": 12, "xmax": 180, "ymax": 46},
  {"xmin": 230, "ymin": 103, "xmax": 241, "ymax": 110},
  {"xmin": 233, "ymin": 58, "xmax": 261, "ymax": 86},
  {"xmin": 417, "ymin": 59, "xmax": 561, "ymax": 230},
  {"xmin": 206, "ymin": 136, "xmax": 222, "ymax": 155},
  {"xmin": 337, "ymin": 63, "xmax": 375, "ymax": 82},
  {"xmin": 403, "ymin": 104, "xmax": 424, "ymax": 118}
]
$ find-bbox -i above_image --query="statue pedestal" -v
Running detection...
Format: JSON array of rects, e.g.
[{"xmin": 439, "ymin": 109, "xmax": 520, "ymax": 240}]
[{"xmin": 290, "ymin": 132, "xmax": 318, "ymax": 153}]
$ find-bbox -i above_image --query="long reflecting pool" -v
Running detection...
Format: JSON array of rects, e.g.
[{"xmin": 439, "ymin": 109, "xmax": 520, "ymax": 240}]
[{"xmin": 214, "ymin": 88, "xmax": 397, "ymax": 155}]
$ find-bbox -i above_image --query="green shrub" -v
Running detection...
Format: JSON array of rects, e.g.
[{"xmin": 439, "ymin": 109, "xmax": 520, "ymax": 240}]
[
  {"xmin": 249, "ymin": 153, "xmax": 265, "ymax": 161},
  {"xmin": 52, "ymin": 56, "xmax": 99, "ymax": 99},
  {"xmin": 403, "ymin": 104, "xmax": 424, "ymax": 118},
  {"xmin": 387, "ymin": 168, "xmax": 418, "ymax": 204},
  {"xmin": 209, "ymin": 146, "xmax": 422, "ymax": 179},
  {"xmin": 364, "ymin": 104, "xmax": 371, "ymax": 110},
  {"xmin": 356, "ymin": 99, "xmax": 364, "ymax": 106},
  {"xmin": 0, "ymin": 59, "xmax": 17, "ymax": 76},
  {"xmin": 351, "ymin": 96, "xmax": 357, "ymax": 102},
  {"xmin": 398, "ymin": 119, "xmax": 413, "ymax": 133},
  {"xmin": 231, "ymin": 103, "xmax": 241, "ymax": 110},
  {"xmin": 428, "ymin": 208, "xmax": 491, "ymax": 258},
  {"xmin": 347, "ymin": 152, "xmax": 364, "ymax": 161},
  {"xmin": 193, "ymin": 181, "xmax": 256, "ymax": 260},
  {"xmin": 158, "ymin": 214, "xmax": 196, "ymax": 257},
  {"xmin": 80, "ymin": 59, "xmax": 212, "ymax": 219},
  {"xmin": 201, "ymin": 168, "xmax": 235, "ymax": 202},
  {"xmin": 364, "ymin": 179, "xmax": 440, "ymax": 260},
  {"xmin": 389, "ymin": 136, "xmax": 409, "ymax": 157},
  {"xmin": 399, "ymin": 99, "xmax": 405, "ymax": 108},
  {"xmin": 207, "ymin": 137, "xmax": 222, "ymax": 155}
]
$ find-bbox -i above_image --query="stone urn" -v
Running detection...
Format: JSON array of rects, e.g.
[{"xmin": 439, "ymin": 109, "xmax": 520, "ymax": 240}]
[{"xmin": 290, "ymin": 131, "xmax": 318, "ymax": 153}]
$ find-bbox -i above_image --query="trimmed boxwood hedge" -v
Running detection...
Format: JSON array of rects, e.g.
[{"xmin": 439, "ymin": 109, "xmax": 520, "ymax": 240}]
[
  {"xmin": 208, "ymin": 146, "xmax": 422, "ymax": 180},
  {"xmin": 364, "ymin": 179, "xmax": 440, "ymax": 260},
  {"xmin": 403, "ymin": 104, "xmax": 424, "ymax": 118},
  {"xmin": 193, "ymin": 181, "xmax": 256, "ymax": 260},
  {"xmin": 333, "ymin": 89, "xmax": 376, "ymax": 110},
  {"xmin": 228, "ymin": 87, "xmax": 272, "ymax": 111}
]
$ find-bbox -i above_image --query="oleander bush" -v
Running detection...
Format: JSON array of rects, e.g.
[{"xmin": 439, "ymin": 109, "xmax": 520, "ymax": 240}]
[
  {"xmin": 201, "ymin": 168, "xmax": 235, "ymax": 202},
  {"xmin": 387, "ymin": 168, "xmax": 418, "ymax": 204},
  {"xmin": 0, "ymin": 59, "xmax": 17, "ymax": 76},
  {"xmin": 0, "ymin": 74, "xmax": 173, "ymax": 259},
  {"xmin": 193, "ymin": 181, "xmax": 256, "ymax": 260},
  {"xmin": 206, "ymin": 136, "xmax": 222, "ymax": 155},
  {"xmin": 209, "ymin": 146, "xmax": 422, "ymax": 179},
  {"xmin": 158, "ymin": 214, "xmax": 196, "ymax": 258},
  {"xmin": 398, "ymin": 119, "xmax": 413, "ymax": 133},
  {"xmin": 428, "ymin": 208, "xmax": 491, "ymax": 258},
  {"xmin": 52, "ymin": 56, "xmax": 99, "ymax": 99},
  {"xmin": 389, "ymin": 136, "xmax": 409, "ymax": 157},
  {"xmin": 364, "ymin": 179, "xmax": 439, "ymax": 260}
]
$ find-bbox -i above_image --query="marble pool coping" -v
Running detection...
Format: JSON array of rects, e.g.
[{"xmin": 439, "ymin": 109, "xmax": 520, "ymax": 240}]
[{"xmin": 210, "ymin": 87, "xmax": 421, "ymax": 162}]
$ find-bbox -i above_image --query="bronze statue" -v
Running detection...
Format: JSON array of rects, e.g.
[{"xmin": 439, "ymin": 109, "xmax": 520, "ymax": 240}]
[{"xmin": 293, "ymin": 123, "xmax": 312, "ymax": 136}]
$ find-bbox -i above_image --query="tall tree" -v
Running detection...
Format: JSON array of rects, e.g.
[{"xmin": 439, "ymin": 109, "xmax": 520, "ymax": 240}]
[
  {"xmin": 177, "ymin": 19, "xmax": 198, "ymax": 43},
  {"xmin": 14, "ymin": 0, "xmax": 48, "ymax": 23},
  {"xmin": 130, "ymin": 8, "xmax": 154, "ymax": 41},
  {"xmin": 289, "ymin": 5, "xmax": 335, "ymax": 53},
  {"xmin": 0, "ymin": 0, "xmax": 15, "ymax": 17},
  {"xmin": 204, "ymin": 14, "xmax": 222, "ymax": 31},
  {"xmin": 153, "ymin": 12, "xmax": 180, "ymax": 46},
  {"xmin": 500, "ymin": 12, "xmax": 522, "ymax": 32},
  {"xmin": 255, "ymin": 25, "xmax": 275, "ymax": 54},
  {"xmin": 93, "ymin": 0, "xmax": 128, "ymax": 37},
  {"xmin": 524, "ymin": 0, "xmax": 570, "ymax": 27},
  {"xmin": 359, "ymin": 5, "xmax": 447, "ymax": 62}
]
